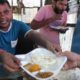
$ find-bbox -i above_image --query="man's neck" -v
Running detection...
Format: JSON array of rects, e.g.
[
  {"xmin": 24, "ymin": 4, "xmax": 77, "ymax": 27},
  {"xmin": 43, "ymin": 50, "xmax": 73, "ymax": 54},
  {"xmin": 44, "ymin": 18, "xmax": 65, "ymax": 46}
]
[
  {"xmin": 0, "ymin": 26, "xmax": 10, "ymax": 31},
  {"xmin": 0, "ymin": 22, "xmax": 12, "ymax": 32}
]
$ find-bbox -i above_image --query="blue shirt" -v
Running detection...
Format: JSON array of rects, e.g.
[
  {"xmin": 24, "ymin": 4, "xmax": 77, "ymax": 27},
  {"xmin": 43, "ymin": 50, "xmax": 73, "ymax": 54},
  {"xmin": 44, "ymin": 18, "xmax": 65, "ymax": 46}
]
[
  {"xmin": 0, "ymin": 19, "xmax": 30, "ymax": 54},
  {"xmin": 0, "ymin": 19, "xmax": 31, "ymax": 79}
]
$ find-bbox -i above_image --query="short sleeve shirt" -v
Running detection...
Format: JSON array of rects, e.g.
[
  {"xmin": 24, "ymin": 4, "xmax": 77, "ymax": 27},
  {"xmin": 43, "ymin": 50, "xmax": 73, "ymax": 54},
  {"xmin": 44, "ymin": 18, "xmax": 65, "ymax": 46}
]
[
  {"xmin": 34, "ymin": 5, "xmax": 67, "ymax": 44},
  {"xmin": 0, "ymin": 19, "xmax": 31, "ymax": 54}
]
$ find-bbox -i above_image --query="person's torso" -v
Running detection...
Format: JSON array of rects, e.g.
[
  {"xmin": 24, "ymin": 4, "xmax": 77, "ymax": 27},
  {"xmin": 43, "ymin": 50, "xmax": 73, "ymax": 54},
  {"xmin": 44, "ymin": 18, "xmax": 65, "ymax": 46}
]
[
  {"xmin": 0, "ymin": 19, "xmax": 30, "ymax": 54},
  {"xmin": 39, "ymin": 5, "xmax": 66, "ymax": 44}
]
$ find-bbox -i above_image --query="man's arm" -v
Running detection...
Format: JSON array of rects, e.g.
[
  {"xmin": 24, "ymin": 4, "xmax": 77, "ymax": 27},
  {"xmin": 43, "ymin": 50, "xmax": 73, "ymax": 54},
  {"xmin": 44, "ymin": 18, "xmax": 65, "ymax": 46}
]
[
  {"xmin": 25, "ymin": 30, "xmax": 62, "ymax": 53},
  {"xmin": 31, "ymin": 14, "xmax": 62, "ymax": 30},
  {"xmin": 30, "ymin": 17, "xmax": 56, "ymax": 29}
]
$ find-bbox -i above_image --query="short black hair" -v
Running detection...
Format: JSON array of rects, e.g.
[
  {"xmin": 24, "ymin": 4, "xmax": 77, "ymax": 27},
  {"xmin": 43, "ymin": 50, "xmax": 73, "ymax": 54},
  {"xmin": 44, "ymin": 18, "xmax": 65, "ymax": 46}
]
[{"xmin": 0, "ymin": 0, "xmax": 11, "ymax": 8}]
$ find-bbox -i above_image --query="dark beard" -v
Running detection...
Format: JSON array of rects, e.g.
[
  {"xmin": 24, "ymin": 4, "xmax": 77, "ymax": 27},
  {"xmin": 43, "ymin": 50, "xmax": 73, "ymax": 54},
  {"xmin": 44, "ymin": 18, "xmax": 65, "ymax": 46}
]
[{"xmin": 54, "ymin": 7, "xmax": 64, "ymax": 14}]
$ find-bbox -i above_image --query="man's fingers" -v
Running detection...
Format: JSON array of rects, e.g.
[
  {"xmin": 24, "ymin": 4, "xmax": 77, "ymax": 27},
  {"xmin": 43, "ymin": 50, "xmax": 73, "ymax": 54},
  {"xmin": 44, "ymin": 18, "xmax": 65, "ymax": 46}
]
[
  {"xmin": 62, "ymin": 61, "xmax": 77, "ymax": 70},
  {"xmin": 13, "ymin": 57, "xmax": 20, "ymax": 65},
  {"xmin": 4, "ymin": 58, "xmax": 20, "ymax": 71},
  {"xmin": 62, "ymin": 64, "xmax": 69, "ymax": 70},
  {"xmin": 4, "ymin": 64, "xmax": 19, "ymax": 72}
]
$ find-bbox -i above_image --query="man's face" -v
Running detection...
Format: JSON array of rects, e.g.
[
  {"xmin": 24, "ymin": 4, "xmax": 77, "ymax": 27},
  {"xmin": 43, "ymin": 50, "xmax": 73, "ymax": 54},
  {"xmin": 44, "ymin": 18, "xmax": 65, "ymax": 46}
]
[
  {"xmin": 53, "ymin": 0, "xmax": 67, "ymax": 14},
  {"xmin": 0, "ymin": 3, "xmax": 12, "ymax": 30}
]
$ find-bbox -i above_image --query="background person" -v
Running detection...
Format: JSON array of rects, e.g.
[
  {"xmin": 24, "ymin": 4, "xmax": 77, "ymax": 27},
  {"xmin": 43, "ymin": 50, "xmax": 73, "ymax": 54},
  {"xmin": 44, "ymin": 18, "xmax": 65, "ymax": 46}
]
[{"xmin": 31, "ymin": 0, "xmax": 68, "ymax": 45}]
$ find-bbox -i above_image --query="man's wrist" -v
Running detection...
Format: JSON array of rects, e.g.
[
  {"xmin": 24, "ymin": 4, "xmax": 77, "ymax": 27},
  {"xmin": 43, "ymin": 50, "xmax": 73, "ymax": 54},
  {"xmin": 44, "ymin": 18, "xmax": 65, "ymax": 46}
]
[
  {"xmin": 0, "ymin": 49, "xmax": 6, "ymax": 55},
  {"xmin": 77, "ymin": 55, "xmax": 80, "ymax": 68},
  {"xmin": 0, "ymin": 49, "xmax": 6, "ymax": 62}
]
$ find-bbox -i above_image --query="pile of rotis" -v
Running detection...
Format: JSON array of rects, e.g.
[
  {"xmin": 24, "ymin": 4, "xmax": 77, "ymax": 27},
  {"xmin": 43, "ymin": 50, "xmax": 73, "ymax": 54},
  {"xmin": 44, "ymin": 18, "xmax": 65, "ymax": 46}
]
[{"xmin": 29, "ymin": 48, "xmax": 57, "ymax": 69}]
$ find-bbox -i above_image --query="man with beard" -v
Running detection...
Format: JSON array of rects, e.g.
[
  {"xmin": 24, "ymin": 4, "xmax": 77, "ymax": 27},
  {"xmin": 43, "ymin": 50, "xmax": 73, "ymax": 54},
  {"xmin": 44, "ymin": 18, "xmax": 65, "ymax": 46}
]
[{"xmin": 31, "ymin": 0, "xmax": 68, "ymax": 46}]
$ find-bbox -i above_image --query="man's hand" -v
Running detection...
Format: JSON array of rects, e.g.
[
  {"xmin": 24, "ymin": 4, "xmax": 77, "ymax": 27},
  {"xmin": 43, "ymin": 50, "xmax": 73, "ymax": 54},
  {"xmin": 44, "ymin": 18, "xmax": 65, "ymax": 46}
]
[
  {"xmin": 1, "ymin": 51, "xmax": 20, "ymax": 72},
  {"xmin": 29, "ymin": 30, "xmax": 62, "ymax": 54},
  {"xmin": 61, "ymin": 51, "xmax": 79, "ymax": 70},
  {"xmin": 46, "ymin": 41, "xmax": 62, "ymax": 54}
]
